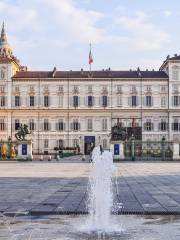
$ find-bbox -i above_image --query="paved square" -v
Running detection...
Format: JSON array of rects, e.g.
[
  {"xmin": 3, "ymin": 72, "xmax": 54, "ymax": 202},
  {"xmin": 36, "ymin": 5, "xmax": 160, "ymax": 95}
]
[{"xmin": 0, "ymin": 160, "xmax": 180, "ymax": 214}]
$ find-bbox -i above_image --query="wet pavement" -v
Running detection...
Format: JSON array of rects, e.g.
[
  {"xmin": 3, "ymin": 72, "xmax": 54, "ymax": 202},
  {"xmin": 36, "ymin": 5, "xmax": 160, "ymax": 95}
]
[
  {"xmin": 0, "ymin": 214, "xmax": 180, "ymax": 240},
  {"xmin": 0, "ymin": 161, "xmax": 180, "ymax": 214}
]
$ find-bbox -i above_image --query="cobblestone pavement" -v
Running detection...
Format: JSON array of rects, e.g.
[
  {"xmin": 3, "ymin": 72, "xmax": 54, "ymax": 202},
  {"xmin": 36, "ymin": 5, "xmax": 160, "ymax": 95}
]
[{"xmin": 0, "ymin": 160, "xmax": 180, "ymax": 214}]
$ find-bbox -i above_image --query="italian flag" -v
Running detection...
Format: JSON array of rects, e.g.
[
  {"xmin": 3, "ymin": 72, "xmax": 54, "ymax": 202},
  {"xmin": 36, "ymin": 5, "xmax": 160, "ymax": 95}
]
[{"xmin": 89, "ymin": 47, "xmax": 93, "ymax": 64}]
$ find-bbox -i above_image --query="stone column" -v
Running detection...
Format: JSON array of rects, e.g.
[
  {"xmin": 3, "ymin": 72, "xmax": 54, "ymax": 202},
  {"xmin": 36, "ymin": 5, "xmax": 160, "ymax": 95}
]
[
  {"xmin": 173, "ymin": 142, "xmax": 180, "ymax": 160},
  {"xmin": 119, "ymin": 142, "xmax": 125, "ymax": 159}
]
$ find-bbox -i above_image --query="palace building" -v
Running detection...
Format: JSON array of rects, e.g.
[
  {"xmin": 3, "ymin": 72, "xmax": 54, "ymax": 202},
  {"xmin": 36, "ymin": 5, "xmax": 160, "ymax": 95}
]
[{"xmin": 0, "ymin": 23, "xmax": 180, "ymax": 155}]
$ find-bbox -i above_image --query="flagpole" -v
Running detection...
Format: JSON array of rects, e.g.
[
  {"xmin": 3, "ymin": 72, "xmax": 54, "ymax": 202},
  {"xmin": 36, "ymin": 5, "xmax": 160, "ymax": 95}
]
[{"xmin": 89, "ymin": 43, "xmax": 91, "ymax": 72}]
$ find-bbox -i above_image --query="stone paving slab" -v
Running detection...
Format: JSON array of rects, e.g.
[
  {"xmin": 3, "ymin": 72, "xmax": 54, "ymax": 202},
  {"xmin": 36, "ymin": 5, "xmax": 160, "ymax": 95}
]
[{"xmin": 0, "ymin": 162, "xmax": 180, "ymax": 215}]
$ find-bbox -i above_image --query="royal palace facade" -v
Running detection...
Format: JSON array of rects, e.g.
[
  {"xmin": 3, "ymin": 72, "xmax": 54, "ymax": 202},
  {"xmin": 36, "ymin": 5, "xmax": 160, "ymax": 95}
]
[{"xmin": 1, "ymin": 24, "xmax": 180, "ymax": 154}]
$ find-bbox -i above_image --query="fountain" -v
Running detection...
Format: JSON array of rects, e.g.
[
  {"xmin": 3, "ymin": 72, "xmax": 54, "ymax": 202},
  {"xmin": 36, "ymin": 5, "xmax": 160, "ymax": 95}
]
[{"xmin": 87, "ymin": 146, "xmax": 116, "ymax": 232}]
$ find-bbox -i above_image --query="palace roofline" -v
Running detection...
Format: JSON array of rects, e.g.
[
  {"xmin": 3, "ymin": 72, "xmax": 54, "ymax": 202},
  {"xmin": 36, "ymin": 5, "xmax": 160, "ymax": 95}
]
[{"xmin": 12, "ymin": 70, "xmax": 168, "ymax": 79}]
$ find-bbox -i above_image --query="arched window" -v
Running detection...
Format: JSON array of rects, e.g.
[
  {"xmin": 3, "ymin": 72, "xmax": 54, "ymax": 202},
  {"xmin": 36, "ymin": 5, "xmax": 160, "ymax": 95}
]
[
  {"xmin": 0, "ymin": 68, "xmax": 6, "ymax": 79},
  {"xmin": 172, "ymin": 66, "xmax": 179, "ymax": 80}
]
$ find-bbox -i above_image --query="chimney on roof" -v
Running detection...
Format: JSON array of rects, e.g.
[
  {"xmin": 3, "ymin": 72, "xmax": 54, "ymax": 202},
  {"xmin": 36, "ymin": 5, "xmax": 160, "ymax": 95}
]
[
  {"xmin": 152, "ymin": 69, "xmax": 155, "ymax": 71},
  {"xmin": 81, "ymin": 68, "xmax": 83, "ymax": 75},
  {"xmin": 174, "ymin": 53, "xmax": 178, "ymax": 57},
  {"xmin": 52, "ymin": 67, "xmax": 57, "ymax": 77},
  {"xmin": 166, "ymin": 55, "xmax": 170, "ymax": 60},
  {"xmin": 108, "ymin": 67, "xmax": 111, "ymax": 71},
  {"xmin": 146, "ymin": 69, "xmax": 148, "ymax": 71}
]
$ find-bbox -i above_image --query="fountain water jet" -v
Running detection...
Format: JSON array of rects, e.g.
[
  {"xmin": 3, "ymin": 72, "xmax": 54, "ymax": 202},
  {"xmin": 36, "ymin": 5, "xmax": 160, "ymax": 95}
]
[{"xmin": 87, "ymin": 146, "xmax": 116, "ymax": 232}]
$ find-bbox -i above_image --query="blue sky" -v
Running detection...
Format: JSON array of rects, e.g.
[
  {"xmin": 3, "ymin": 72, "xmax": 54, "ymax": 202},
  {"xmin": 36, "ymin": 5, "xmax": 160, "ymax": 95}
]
[{"xmin": 0, "ymin": 0, "xmax": 180, "ymax": 71}]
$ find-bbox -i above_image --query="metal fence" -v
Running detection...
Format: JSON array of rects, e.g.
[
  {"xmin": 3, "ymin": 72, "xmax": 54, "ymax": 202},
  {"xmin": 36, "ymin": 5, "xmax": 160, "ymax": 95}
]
[{"xmin": 124, "ymin": 140, "xmax": 173, "ymax": 161}]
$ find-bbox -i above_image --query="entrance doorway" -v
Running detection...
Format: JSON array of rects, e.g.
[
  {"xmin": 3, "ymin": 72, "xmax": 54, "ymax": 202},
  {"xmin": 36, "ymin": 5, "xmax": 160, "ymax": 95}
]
[{"xmin": 84, "ymin": 136, "xmax": 95, "ymax": 155}]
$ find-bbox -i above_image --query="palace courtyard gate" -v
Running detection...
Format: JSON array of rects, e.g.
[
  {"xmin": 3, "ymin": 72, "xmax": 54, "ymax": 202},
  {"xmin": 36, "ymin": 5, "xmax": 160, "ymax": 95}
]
[{"xmin": 124, "ymin": 140, "xmax": 173, "ymax": 161}]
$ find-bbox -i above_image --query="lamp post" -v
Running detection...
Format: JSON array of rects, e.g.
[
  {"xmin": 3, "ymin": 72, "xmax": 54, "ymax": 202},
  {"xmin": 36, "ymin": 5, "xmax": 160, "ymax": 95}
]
[
  {"xmin": 161, "ymin": 136, "xmax": 166, "ymax": 161},
  {"xmin": 131, "ymin": 134, "xmax": 135, "ymax": 161}
]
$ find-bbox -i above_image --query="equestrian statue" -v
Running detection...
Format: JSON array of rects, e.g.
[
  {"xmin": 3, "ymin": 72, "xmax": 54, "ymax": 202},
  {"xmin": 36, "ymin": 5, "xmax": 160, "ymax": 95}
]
[{"xmin": 15, "ymin": 124, "xmax": 31, "ymax": 141}]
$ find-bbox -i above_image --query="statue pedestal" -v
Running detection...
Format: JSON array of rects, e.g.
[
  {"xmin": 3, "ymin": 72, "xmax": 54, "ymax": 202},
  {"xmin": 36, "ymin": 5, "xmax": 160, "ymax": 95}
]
[
  {"xmin": 17, "ymin": 140, "xmax": 33, "ymax": 160},
  {"xmin": 173, "ymin": 142, "xmax": 180, "ymax": 160},
  {"xmin": 110, "ymin": 141, "xmax": 124, "ymax": 160}
]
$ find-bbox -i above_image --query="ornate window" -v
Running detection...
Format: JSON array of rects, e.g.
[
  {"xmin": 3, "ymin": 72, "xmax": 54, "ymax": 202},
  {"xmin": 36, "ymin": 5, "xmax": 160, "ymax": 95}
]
[
  {"xmin": 15, "ymin": 96, "xmax": 20, "ymax": 107},
  {"xmin": 173, "ymin": 96, "xmax": 180, "ymax": 106},
  {"xmin": 102, "ymin": 139, "xmax": 108, "ymax": 149},
  {"xmin": 58, "ymin": 139, "xmax": 64, "ymax": 149},
  {"xmin": 88, "ymin": 96, "xmax": 94, "ymax": 107},
  {"xmin": 0, "ymin": 68, "xmax": 6, "ymax": 79},
  {"xmin": 44, "ymin": 139, "xmax": 49, "ymax": 148},
  {"xmin": 15, "ymin": 119, "xmax": 20, "ymax": 130},
  {"xmin": 117, "ymin": 95, "xmax": 122, "ymax": 107},
  {"xmin": 102, "ymin": 95, "xmax": 108, "ymax": 107},
  {"xmin": 29, "ymin": 119, "xmax": 35, "ymax": 131},
  {"xmin": 30, "ymin": 96, "xmax": 35, "ymax": 107},
  {"xmin": 0, "ymin": 119, "xmax": 5, "ymax": 131},
  {"xmin": 87, "ymin": 119, "xmax": 93, "ymax": 131},
  {"xmin": 44, "ymin": 119, "xmax": 49, "ymax": 131},
  {"xmin": 161, "ymin": 96, "xmax": 166, "ymax": 107},
  {"xmin": 44, "ymin": 95, "xmax": 49, "ymax": 107},
  {"xmin": 172, "ymin": 119, "xmax": 179, "ymax": 131},
  {"xmin": 131, "ymin": 96, "xmax": 137, "ymax": 106},
  {"xmin": 159, "ymin": 120, "xmax": 168, "ymax": 131},
  {"xmin": 57, "ymin": 119, "xmax": 64, "ymax": 131},
  {"xmin": 146, "ymin": 96, "xmax": 152, "ymax": 107},
  {"xmin": 71, "ymin": 119, "xmax": 80, "ymax": 131},
  {"xmin": 0, "ymin": 96, "xmax": 5, "ymax": 107},
  {"xmin": 73, "ymin": 96, "xmax": 79, "ymax": 107},
  {"xmin": 172, "ymin": 66, "xmax": 179, "ymax": 80},
  {"xmin": 144, "ymin": 120, "xmax": 153, "ymax": 131},
  {"xmin": 102, "ymin": 119, "xmax": 108, "ymax": 131}
]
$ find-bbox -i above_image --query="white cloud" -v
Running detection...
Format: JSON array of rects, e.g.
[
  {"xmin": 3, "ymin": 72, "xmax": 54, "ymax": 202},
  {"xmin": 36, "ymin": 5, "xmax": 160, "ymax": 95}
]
[
  {"xmin": 164, "ymin": 10, "xmax": 172, "ymax": 17},
  {"xmin": 115, "ymin": 11, "xmax": 170, "ymax": 51},
  {"xmin": 40, "ymin": 0, "xmax": 105, "ymax": 44}
]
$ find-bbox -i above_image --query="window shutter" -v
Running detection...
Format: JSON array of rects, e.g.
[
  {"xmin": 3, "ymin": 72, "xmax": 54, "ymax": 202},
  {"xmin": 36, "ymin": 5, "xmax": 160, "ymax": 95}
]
[
  {"xmin": 151, "ymin": 96, "xmax": 153, "ymax": 106},
  {"xmin": 27, "ymin": 96, "xmax": 30, "ymax": 107},
  {"xmin": 99, "ymin": 96, "xmax": 102, "ymax": 106},
  {"xmin": 59, "ymin": 96, "xmax": 63, "ymax": 107},
  {"xmin": 78, "ymin": 96, "xmax": 80, "ymax": 107},
  {"xmin": 172, "ymin": 96, "xmax": 174, "ymax": 107},
  {"xmin": 136, "ymin": 96, "xmax": 139, "ymax": 106},
  {"xmin": 63, "ymin": 123, "xmax": 66, "ymax": 130},
  {"xmin": 19, "ymin": 96, "xmax": 21, "ymax": 106},
  {"xmin": 178, "ymin": 96, "xmax": 180, "ymax": 106},
  {"xmin": 78, "ymin": 122, "xmax": 81, "ymax": 130},
  {"xmin": 4, "ymin": 96, "xmax": 7, "ymax": 107},
  {"xmin": 92, "ymin": 96, "xmax": 95, "ymax": 106},
  {"xmin": 107, "ymin": 96, "xmax": 110, "ymax": 106},
  {"xmin": 34, "ymin": 96, "xmax": 36, "ymax": 106},
  {"xmin": 128, "ymin": 97, "xmax": 132, "ymax": 106},
  {"xmin": 84, "ymin": 96, "xmax": 87, "ymax": 106}
]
